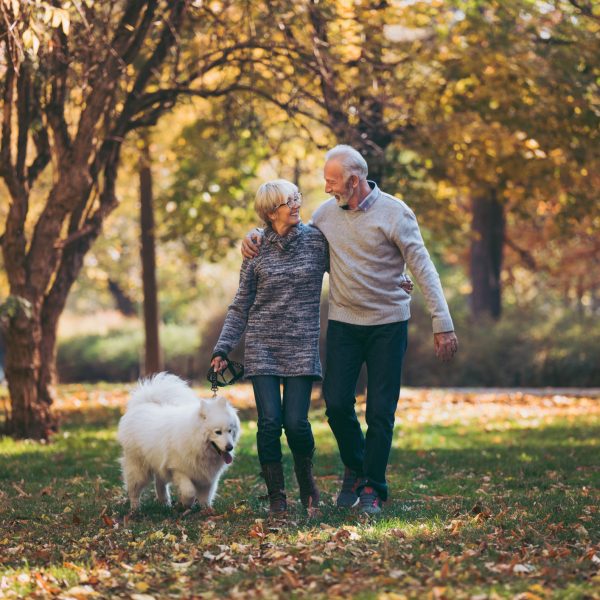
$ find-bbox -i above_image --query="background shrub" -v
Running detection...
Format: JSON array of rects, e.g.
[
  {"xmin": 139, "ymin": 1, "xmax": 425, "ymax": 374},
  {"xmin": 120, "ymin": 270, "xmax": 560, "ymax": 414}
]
[
  {"xmin": 57, "ymin": 298, "xmax": 599, "ymax": 387},
  {"xmin": 57, "ymin": 324, "xmax": 201, "ymax": 383}
]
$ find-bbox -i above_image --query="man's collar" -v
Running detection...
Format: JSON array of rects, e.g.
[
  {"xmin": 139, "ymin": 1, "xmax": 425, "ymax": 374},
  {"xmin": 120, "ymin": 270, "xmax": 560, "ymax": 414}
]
[{"xmin": 340, "ymin": 180, "xmax": 379, "ymax": 211}]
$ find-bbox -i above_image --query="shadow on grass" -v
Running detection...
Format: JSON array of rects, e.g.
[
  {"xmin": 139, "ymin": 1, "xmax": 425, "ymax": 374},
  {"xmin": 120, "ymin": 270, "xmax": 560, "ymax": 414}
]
[
  {"xmin": 1, "ymin": 418, "xmax": 598, "ymax": 547},
  {"xmin": 2, "ymin": 417, "xmax": 598, "ymax": 488}
]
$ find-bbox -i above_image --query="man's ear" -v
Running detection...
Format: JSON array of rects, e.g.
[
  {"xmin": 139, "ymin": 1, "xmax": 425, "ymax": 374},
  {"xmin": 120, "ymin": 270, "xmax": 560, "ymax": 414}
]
[{"xmin": 351, "ymin": 174, "xmax": 359, "ymax": 189}]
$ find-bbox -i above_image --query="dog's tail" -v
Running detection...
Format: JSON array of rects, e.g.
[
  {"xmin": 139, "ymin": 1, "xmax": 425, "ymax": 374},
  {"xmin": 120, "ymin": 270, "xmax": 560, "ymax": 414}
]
[{"xmin": 127, "ymin": 372, "xmax": 199, "ymax": 409}]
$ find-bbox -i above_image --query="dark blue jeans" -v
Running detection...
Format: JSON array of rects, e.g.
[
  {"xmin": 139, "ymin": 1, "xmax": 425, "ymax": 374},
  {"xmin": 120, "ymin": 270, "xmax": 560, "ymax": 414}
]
[
  {"xmin": 323, "ymin": 319, "xmax": 408, "ymax": 501},
  {"xmin": 251, "ymin": 375, "xmax": 315, "ymax": 465}
]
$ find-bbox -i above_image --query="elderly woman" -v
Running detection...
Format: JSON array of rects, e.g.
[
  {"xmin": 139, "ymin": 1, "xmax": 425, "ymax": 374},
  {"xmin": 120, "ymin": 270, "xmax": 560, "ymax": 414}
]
[{"xmin": 211, "ymin": 179, "xmax": 328, "ymax": 515}]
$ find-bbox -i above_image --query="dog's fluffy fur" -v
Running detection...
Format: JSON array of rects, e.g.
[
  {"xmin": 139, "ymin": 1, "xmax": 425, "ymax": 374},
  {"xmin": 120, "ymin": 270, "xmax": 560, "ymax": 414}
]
[{"xmin": 117, "ymin": 372, "xmax": 240, "ymax": 511}]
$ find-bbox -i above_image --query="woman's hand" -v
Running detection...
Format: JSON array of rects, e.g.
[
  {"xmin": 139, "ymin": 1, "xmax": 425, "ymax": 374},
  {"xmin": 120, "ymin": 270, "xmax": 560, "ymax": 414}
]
[
  {"xmin": 400, "ymin": 276, "xmax": 414, "ymax": 293},
  {"xmin": 241, "ymin": 228, "xmax": 263, "ymax": 259},
  {"xmin": 211, "ymin": 356, "xmax": 229, "ymax": 373}
]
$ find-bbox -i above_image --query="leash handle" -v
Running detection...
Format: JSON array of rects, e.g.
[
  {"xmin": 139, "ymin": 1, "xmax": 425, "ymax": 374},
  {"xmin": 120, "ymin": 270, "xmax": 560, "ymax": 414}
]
[{"xmin": 206, "ymin": 360, "xmax": 245, "ymax": 397}]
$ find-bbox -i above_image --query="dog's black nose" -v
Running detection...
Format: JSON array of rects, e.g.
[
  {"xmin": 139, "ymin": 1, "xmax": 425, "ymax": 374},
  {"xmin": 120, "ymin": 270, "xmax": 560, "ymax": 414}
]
[{"xmin": 226, "ymin": 444, "xmax": 233, "ymax": 452}]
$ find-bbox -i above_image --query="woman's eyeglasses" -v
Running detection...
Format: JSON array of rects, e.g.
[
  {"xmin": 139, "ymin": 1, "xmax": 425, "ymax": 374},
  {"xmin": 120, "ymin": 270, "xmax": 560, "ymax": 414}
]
[{"xmin": 275, "ymin": 192, "xmax": 303, "ymax": 210}]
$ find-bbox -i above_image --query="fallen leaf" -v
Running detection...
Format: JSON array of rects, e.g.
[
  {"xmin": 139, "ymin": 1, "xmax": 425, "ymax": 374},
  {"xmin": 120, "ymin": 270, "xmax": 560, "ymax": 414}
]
[
  {"xmin": 513, "ymin": 563, "xmax": 536, "ymax": 574},
  {"xmin": 101, "ymin": 514, "xmax": 115, "ymax": 527}
]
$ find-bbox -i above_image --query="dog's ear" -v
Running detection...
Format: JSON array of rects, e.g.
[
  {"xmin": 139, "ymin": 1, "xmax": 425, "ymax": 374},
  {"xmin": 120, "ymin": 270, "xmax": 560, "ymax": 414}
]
[{"xmin": 216, "ymin": 396, "xmax": 229, "ymax": 407}]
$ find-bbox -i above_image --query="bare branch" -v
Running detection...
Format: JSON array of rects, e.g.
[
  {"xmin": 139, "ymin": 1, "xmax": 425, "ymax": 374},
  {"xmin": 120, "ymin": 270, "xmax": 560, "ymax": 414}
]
[
  {"xmin": 27, "ymin": 82, "xmax": 51, "ymax": 187},
  {"xmin": 54, "ymin": 223, "xmax": 96, "ymax": 250},
  {"xmin": 128, "ymin": 0, "xmax": 188, "ymax": 100},
  {"xmin": 306, "ymin": 1, "xmax": 349, "ymax": 136},
  {"xmin": 1, "ymin": 43, "xmax": 15, "ymax": 173},
  {"xmin": 46, "ymin": 26, "xmax": 72, "ymax": 164},
  {"xmin": 505, "ymin": 236, "xmax": 537, "ymax": 270},
  {"xmin": 121, "ymin": 0, "xmax": 160, "ymax": 64},
  {"xmin": 567, "ymin": 0, "xmax": 600, "ymax": 23},
  {"xmin": 108, "ymin": 0, "xmax": 153, "ymax": 60},
  {"xmin": 15, "ymin": 61, "xmax": 31, "ymax": 182},
  {"xmin": 72, "ymin": 0, "xmax": 152, "ymax": 160},
  {"xmin": 0, "ymin": 0, "xmax": 22, "ymax": 74}
]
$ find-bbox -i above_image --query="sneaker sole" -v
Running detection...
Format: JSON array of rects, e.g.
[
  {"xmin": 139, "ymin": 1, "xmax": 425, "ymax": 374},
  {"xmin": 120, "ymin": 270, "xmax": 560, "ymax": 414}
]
[
  {"xmin": 359, "ymin": 506, "xmax": 382, "ymax": 514},
  {"xmin": 336, "ymin": 497, "xmax": 360, "ymax": 509}
]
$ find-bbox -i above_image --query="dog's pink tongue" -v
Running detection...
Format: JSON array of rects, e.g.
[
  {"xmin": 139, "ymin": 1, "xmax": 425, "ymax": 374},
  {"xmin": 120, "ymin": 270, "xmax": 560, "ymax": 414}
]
[{"xmin": 223, "ymin": 452, "xmax": 233, "ymax": 464}]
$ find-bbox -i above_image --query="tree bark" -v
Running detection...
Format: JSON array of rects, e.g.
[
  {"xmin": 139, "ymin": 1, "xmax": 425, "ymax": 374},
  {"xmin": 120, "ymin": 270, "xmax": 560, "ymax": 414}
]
[
  {"xmin": 139, "ymin": 134, "xmax": 161, "ymax": 375},
  {"xmin": 470, "ymin": 190, "xmax": 505, "ymax": 319},
  {"xmin": 2, "ymin": 298, "xmax": 58, "ymax": 438}
]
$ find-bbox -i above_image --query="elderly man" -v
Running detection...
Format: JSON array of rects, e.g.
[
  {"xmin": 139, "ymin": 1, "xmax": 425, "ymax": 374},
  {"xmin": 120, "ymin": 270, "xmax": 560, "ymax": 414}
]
[{"xmin": 242, "ymin": 144, "xmax": 458, "ymax": 514}]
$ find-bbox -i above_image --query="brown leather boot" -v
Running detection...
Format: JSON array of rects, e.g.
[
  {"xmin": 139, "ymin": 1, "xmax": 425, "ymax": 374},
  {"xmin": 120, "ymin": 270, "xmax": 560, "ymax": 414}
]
[
  {"xmin": 293, "ymin": 452, "xmax": 320, "ymax": 509},
  {"xmin": 261, "ymin": 462, "xmax": 287, "ymax": 514}
]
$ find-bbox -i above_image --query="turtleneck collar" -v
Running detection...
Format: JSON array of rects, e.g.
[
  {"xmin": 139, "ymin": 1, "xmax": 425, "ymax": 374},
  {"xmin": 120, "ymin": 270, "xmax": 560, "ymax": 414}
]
[{"xmin": 264, "ymin": 222, "xmax": 303, "ymax": 250}]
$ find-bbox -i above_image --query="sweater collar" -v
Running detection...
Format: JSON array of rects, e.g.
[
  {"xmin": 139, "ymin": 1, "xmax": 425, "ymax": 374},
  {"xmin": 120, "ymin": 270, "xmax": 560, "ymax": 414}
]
[
  {"xmin": 339, "ymin": 180, "xmax": 379, "ymax": 211},
  {"xmin": 264, "ymin": 223, "xmax": 303, "ymax": 250}
]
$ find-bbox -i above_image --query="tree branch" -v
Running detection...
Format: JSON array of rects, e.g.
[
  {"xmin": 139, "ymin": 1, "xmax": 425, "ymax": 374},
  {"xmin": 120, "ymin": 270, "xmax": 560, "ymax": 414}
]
[
  {"xmin": 127, "ymin": 0, "xmax": 188, "ymax": 101},
  {"xmin": 567, "ymin": 0, "xmax": 600, "ymax": 23},
  {"xmin": 121, "ymin": 0, "xmax": 160, "ymax": 64},
  {"xmin": 27, "ymin": 81, "xmax": 51, "ymax": 187},
  {"xmin": 71, "ymin": 0, "xmax": 151, "ymax": 161},
  {"xmin": 1, "ymin": 43, "xmax": 15, "ymax": 174},
  {"xmin": 46, "ymin": 26, "xmax": 72, "ymax": 165},
  {"xmin": 306, "ymin": 1, "xmax": 349, "ymax": 137},
  {"xmin": 15, "ymin": 61, "xmax": 31, "ymax": 182},
  {"xmin": 505, "ymin": 236, "xmax": 537, "ymax": 270}
]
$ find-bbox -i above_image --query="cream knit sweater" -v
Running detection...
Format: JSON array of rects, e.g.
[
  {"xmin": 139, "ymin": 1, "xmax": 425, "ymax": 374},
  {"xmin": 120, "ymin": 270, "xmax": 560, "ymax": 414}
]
[{"xmin": 311, "ymin": 187, "xmax": 454, "ymax": 333}]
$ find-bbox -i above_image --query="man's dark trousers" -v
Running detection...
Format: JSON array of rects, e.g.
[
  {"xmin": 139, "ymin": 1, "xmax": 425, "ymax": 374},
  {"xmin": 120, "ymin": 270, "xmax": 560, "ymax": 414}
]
[{"xmin": 323, "ymin": 319, "xmax": 408, "ymax": 501}]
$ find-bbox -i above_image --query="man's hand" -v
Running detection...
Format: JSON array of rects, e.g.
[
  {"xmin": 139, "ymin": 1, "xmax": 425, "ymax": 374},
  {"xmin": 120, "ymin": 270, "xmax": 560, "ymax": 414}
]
[
  {"xmin": 434, "ymin": 331, "xmax": 458, "ymax": 362},
  {"xmin": 241, "ymin": 228, "xmax": 263, "ymax": 259}
]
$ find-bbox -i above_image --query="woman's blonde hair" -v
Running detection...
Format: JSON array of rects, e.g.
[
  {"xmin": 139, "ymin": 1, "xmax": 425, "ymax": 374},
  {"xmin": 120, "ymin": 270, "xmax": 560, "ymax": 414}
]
[{"xmin": 254, "ymin": 179, "xmax": 298, "ymax": 224}]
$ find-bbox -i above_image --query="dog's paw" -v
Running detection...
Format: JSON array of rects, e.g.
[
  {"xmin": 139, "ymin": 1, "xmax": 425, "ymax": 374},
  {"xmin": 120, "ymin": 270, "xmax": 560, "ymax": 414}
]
[{"xmin": 124, "ymin": 510, "xmax": 142, "ymax": 525}]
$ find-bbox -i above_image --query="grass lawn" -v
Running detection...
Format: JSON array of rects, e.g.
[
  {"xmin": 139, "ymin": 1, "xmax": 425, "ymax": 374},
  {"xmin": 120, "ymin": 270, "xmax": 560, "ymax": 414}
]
[{"xmin": 0, "ymin": 384, "xmax": 599, "ymax": 599}]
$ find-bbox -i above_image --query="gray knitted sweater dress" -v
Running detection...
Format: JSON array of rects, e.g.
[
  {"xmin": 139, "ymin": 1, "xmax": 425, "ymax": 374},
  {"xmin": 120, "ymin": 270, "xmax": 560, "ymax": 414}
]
[{"xmin": 213, "ymin": 223, "xmax": 329, "ymax": 380}]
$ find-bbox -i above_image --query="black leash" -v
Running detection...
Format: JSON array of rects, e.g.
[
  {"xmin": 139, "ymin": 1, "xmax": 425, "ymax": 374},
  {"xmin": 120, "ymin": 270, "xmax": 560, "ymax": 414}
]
[{"xmin": 206, "ymin": 360, "xmax": 244, "ymax": 397}]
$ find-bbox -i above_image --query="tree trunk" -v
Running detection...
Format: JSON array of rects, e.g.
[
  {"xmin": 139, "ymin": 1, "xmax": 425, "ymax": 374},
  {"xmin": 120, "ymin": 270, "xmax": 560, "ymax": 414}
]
[
  {"xmin": 470, "ymin": 190, "xmax": 505, "ymax": 319},
  {"xmin": 2, "ymin": 149, "xmax": 122, "ymax": 439},
  {"xmin": 2, "ymin": 298, "xmax": 58, "ymax": 439},
  {"xmin": 139, "ymin": 134, "xmax": 161, "ymax": 375},
  {"xmin": 1, "ymin": 0, "xmax": 192, "ymax": 439}
]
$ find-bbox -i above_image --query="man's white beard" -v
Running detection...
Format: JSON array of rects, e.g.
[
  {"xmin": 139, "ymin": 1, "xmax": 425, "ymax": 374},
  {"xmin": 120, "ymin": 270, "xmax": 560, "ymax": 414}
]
[{"xmin": 335, "ymin": 182, "xmax": 355, "ymax": 208}]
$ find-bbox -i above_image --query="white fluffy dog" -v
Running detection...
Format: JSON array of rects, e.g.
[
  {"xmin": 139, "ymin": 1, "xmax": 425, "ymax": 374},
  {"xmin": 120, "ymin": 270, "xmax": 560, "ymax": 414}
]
[{"xmin": 117, "ymin": 372, "xmax": 240, "ymax": 511}]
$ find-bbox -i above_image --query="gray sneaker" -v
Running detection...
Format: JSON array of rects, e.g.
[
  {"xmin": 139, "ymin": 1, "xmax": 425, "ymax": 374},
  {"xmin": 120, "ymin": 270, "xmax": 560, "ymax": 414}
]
[
  {"xmin": 358, "ymin": 486, "xmax": 383, "ymax": 515},
  {"xmin": 336, "ymin": 467, "xmax": 361, "ymax": 508}
]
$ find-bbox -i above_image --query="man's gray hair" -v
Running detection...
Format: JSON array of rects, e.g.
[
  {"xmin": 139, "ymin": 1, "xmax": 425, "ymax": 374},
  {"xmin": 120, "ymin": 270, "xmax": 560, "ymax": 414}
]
[{"xmin": 325, "ymin": 145, "xmax": 368, "ymax": 180}]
